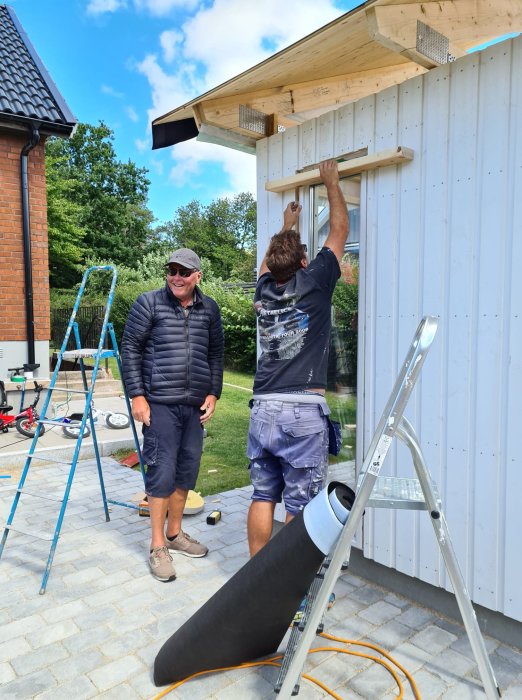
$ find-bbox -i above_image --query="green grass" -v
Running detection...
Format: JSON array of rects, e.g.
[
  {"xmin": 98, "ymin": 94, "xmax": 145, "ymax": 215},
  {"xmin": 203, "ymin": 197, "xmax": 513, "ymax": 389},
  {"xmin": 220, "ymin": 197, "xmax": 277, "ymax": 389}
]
[
  {"xmin": 196, "ymin": 374, "xmax": 252, "ymax": 495},
  {"xmin": 222, "ymin": 369, "xmax": 254, "ymax": 391}
]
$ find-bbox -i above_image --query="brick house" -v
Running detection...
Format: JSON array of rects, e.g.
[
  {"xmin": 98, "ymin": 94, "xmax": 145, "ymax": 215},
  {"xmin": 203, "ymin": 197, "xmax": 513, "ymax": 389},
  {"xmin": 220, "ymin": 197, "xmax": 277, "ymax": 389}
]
[{"xmin": 0, "ymin": 4, "xmax": 76, "ymax": 385}]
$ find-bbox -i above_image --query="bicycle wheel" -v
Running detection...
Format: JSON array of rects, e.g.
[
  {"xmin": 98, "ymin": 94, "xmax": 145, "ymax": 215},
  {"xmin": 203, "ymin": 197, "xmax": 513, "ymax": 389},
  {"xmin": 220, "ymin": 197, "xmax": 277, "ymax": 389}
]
[
  {"xmin": 62, "ymin": 422, "xmax": 91, "ymax": 439},
  {"xmin": 105, "ymin": 412, "xmax": 130, "ymax": 429},
  {"xmin": 16, "ymin": 417, "xmax": 45, "ymax": 438}
]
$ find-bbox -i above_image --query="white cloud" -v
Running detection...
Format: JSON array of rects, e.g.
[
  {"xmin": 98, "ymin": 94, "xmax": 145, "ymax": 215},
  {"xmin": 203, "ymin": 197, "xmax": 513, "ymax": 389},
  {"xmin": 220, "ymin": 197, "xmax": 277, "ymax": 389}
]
[
  {"xmin": 168, "ymin": 140, "xmax": 256, "ymax": 197},
  {"xmin": 150, "ymin": 157, "xmax": 165, "ymax": 176},
  {"xmin": 133, "ymin": 0, "xmax": 199, "ymax": 15},
  {"xmin": 125, "ymin": 105, "xmax": 140, "ymax": 122},
  {"xmin": 160, "ymin": 29, "xmax": 183, "ymax": 63},
  {"xmin": 136, "ymin": 52, "xmax": 203, "ymax": 124},
  {"xmin": 181, "ymin": 0, "xmax": 345, "ymax": 88},
  {"xmin": 87, "ymin": 0, "xmax": 127, "ymax": 15},
  {"xmin": 101, "ymin": 84, "xmax": 124, "ymax": 98},
  {"xmin": 135, "ymin": 137, "xmax": 149, "ymax": 152}
]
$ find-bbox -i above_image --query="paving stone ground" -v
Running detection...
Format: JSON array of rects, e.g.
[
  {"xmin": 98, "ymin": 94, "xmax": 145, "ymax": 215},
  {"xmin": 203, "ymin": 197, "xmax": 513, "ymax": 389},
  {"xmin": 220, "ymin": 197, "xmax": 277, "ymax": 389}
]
[{"xmin": 1, "ymin": 459, "xmax": 521, "ymax": 699}]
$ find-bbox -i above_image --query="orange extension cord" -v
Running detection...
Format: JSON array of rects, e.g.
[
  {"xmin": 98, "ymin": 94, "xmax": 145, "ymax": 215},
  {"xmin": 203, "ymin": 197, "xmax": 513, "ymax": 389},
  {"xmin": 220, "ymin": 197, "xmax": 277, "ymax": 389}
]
[{"xmin": 152, "ymin": 630, "xmax": 422, "ymax": 700}]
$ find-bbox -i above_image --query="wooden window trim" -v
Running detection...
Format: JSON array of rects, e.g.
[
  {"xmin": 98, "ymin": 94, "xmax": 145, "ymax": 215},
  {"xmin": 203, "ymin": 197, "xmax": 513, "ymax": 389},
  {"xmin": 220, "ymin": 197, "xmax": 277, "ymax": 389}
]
[{"xmin": 265, "ymin": 146, "xmax": 413, "ymax": 193}]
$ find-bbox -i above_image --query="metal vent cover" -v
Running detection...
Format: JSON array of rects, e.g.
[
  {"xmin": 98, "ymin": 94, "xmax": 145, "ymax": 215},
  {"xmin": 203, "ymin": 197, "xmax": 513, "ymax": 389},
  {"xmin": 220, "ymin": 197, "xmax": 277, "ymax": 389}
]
[
  {"xmin": 239, "ymin": 105, "xmax": 268, "ymax": 135},
  {"xmin": 416, "ymin": 20, "xmax": 454, "ymax": 64}
]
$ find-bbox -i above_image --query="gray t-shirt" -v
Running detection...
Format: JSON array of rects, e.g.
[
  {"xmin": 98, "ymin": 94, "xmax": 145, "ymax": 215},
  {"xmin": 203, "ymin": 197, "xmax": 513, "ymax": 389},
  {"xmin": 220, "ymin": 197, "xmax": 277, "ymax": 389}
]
[{"xmin": 253, "ymin": 247, "xmax": 340, "ymax": 393}]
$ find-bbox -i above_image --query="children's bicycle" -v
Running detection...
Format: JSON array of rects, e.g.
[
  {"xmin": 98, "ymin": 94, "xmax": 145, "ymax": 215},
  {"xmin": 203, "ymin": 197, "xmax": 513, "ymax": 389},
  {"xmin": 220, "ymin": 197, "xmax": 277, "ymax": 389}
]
[
  {"xmin": 0, "ymin": 381, "xmax": 45, "ymax": 438},
  {"xmin": 61, "ymin": 402, "xmax": 130, "ymax": 439}
]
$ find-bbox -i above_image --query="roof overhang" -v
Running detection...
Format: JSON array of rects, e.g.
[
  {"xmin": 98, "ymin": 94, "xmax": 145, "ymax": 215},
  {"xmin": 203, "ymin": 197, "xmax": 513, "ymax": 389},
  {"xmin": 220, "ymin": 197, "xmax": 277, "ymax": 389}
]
[
  {"xmin": 0, "ymin": 113, "xmax": 76, "ymax": 139},
  {"xmin": 152, "ymin": 0, "xmax": 522, "ymax": 152}
]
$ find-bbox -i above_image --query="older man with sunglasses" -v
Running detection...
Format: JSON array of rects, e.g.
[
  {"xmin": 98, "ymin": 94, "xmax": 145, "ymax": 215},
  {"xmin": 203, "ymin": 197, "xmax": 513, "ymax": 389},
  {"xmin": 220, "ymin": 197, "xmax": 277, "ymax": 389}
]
[{"xmin": 122, "ymin": 249, "xmax": 224, "ymax": 582}]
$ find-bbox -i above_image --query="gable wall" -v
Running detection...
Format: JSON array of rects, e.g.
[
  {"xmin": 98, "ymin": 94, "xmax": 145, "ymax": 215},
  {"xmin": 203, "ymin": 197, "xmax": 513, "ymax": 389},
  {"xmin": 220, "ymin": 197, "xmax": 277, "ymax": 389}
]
[
  {"xmin": 256, "ymin": 35, "xmax": 522, "ymax": 622},
  {"xmin": 0, "ymin": 129, "xmax": 50, "ymax": 371}
]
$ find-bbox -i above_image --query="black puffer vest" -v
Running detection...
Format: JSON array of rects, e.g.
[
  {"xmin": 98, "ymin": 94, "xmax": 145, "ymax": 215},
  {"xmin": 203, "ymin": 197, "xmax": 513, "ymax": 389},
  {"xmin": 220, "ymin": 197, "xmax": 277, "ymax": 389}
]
[{"xmin": 121, "ymin": 284, "xmax": 224, "ymax": 406}]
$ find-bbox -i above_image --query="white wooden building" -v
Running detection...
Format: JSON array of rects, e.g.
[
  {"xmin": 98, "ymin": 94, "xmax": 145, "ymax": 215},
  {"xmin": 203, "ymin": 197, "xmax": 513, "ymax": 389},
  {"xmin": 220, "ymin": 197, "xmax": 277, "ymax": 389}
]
[{"xmin": 153, "ymin": 0, "xmax": 522, "ymax": 639}]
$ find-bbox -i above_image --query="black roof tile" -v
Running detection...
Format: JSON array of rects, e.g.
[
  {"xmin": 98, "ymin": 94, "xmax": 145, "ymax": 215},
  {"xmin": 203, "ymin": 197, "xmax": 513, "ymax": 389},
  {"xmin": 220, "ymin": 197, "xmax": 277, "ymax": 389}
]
[{"xmin": 0, "ymin": 4, "xmax": 77, "ymax": 134}]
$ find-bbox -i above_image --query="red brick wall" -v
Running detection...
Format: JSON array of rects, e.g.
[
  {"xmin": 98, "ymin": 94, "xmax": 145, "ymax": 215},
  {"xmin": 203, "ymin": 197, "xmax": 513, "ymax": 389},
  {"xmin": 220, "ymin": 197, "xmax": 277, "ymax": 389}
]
[{"xmin": 0, "ymin": 129, "xmax": 50, "ymax": 342}]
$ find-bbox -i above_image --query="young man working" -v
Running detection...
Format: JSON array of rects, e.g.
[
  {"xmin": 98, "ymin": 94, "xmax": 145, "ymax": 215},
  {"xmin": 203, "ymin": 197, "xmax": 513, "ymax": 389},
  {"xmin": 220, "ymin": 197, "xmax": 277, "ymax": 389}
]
[
  {"xmin": 247, "ymin": 160, "xmax": 349, "ymax": 556},
  {"xmin": 122, "ymin": 248, "xmax": 224, "ymax": 581}
]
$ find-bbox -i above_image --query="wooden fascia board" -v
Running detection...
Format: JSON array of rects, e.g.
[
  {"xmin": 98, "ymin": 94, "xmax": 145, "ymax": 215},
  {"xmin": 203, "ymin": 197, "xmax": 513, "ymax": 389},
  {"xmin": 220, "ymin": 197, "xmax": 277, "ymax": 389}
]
[
  {"xmin": 195, "ymin": 63, "xmax": 426, "ymax": 133},
  {"xmin": 367, "ymin": 1, "xmax": 521, "ymax": 67},
  {"xmin": 265, "ymin": 146, "xmax": 413, "ymax": 193}
]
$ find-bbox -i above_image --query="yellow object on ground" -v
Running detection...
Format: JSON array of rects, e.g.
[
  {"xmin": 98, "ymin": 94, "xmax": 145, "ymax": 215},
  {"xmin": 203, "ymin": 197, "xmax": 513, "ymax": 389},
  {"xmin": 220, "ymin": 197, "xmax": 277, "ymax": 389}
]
[{"xmin": 138, "ymin": 490, "xmax": 205, "ymax": 517}]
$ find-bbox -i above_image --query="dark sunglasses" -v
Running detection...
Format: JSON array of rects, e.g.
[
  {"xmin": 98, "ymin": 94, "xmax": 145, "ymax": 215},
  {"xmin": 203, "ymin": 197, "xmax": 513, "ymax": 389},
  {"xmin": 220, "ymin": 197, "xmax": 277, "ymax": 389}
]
[{"xmin": 167, "ymin": 266, "xmax": 197, "ymax": 278}]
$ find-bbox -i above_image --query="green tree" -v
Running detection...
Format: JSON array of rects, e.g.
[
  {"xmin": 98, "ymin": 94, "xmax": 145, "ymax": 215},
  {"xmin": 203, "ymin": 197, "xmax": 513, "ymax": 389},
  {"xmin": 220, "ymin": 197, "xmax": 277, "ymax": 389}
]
[
  {"xmin": 161, "ymin": 192, "xmax": 256, "ymax": 280},
  {"xmin": 45, "ymin": 122, "xmax": 154, "ymax": 284},
  {"xmin": 46, "ymin": 148, "xmax": 86, "ymax": 288}
]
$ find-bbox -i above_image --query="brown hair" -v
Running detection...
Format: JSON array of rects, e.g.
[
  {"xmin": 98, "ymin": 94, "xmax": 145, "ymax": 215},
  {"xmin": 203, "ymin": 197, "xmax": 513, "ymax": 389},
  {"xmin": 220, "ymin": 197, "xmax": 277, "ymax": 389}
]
[{"xmin": 265, "ymin": 230, "xmax": 306, "ymax": 283}]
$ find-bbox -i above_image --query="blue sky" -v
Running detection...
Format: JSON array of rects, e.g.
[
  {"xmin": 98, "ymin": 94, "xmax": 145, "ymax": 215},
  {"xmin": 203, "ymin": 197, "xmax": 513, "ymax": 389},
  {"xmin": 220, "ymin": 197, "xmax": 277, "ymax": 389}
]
[{"xmin": 9, "ymin": 0, "xmax": 364, "ymax": 226}]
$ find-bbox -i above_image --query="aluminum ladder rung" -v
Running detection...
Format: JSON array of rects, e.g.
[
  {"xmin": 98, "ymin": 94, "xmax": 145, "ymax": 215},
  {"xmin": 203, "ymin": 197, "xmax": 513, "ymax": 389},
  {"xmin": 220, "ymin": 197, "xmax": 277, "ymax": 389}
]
[
  {"xmin": 46, "ymin": 388, "xmax": 90, "ymax": 395},
  {"xmin": 17, "ymin": 488, "xmax": 63, "ymax": 502},
  {"xmin": 4, "ymin": 525, "xmax": 53, "ymax": 541},
  {"xmin": 62, "ymin": 348, "xmax": 115, "ymax": 359},
  {"xmin": 27, "ymin": 455, "xmax": 73, "ymax": 465},
  {"xmin": 38, "ymin": 419, "xmax": 85, "ymax": 426},
  {"xmin": 357, "ymin": 475, "xmax": 433, "ymax": 510}
]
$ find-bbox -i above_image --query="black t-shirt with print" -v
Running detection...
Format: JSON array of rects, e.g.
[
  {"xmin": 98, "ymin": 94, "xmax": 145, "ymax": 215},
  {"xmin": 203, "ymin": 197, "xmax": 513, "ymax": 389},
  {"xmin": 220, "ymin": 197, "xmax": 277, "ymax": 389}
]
[{"xmin": 253, "ymin": 247, "xmax": 340, "ymax": 394}]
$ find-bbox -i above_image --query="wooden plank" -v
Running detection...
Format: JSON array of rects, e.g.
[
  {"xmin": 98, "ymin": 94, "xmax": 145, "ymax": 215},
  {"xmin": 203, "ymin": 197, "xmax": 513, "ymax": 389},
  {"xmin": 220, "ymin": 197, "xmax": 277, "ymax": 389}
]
[{"xmin": 265, "ymin": 146, "xmax": 413, "ymax": 192}]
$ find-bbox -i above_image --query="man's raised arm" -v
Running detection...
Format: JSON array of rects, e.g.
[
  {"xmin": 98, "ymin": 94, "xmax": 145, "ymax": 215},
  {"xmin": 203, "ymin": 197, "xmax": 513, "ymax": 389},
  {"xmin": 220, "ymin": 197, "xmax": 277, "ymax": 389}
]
[
  {"xmin": 321, "ymin": 160, "xmax": 349, "ymax": 262},
  {"xmin": 258, "ymin": 202, "xmax": 302, "ymax": 278}
]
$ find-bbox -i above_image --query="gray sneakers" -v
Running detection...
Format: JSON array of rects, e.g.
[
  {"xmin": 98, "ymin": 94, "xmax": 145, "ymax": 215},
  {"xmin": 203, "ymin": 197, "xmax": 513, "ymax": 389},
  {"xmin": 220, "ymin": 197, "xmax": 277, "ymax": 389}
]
[
  {"xmin": 149, "ymin": 546, "xmax": 176, "ymax": 582},
  {"xmin": 166, "ymin": 530, "xmax": 208, "ymax": 558}
]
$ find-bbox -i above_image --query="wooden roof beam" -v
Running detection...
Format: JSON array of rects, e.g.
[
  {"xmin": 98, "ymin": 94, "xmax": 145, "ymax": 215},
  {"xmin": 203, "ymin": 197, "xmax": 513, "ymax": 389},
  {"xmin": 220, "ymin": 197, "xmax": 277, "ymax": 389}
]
[
  {"xmin": 194, "ymin": 63, "xmax": 426, "ymax": 134},
  {"xmin": 368, "ymin": 1, "xmax": 522, "ymax": 68}
]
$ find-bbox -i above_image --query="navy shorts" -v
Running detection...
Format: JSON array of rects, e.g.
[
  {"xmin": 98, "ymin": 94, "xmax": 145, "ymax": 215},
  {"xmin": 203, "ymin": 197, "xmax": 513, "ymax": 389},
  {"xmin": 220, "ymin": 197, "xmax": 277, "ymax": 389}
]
[
  {"xmin": 247, "ymin": 399, "xmax": 329, "ymax": 516},
  {"xmin": 141, "ymin": 403, "xmax": 204, "ymax": 498}
]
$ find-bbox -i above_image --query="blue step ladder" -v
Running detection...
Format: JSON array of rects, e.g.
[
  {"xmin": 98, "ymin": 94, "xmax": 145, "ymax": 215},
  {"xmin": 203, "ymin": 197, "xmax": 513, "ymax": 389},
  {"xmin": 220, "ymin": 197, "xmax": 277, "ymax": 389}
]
[{"xmin": 0, "ymin": 265, "xmax": 145, "ymax": 594}]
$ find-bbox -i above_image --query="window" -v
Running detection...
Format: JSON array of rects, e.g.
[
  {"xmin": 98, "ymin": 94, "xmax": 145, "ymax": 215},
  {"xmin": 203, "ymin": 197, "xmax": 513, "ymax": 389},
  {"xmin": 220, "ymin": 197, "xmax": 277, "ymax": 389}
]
[
  {"xmin": 311, "ymin": 174, "xmax": 360, "ymax": 484},
  {"xmin": 311, "ymin": 175, "xmax": 360, "ymax": 256}
]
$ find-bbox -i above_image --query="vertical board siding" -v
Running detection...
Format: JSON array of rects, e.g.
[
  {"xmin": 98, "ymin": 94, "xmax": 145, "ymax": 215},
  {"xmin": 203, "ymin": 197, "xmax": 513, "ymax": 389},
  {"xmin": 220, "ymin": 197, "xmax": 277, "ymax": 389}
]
[
  {"xmin": 444, "ymin": 56, "xmax": 480, "ymax": 590},
  {"xmin": 257, "ymin": 36, "xmax": 522, "ymax": 622},
  {"xmin": 367, "ymin": 86, "xmax": 401, "ymax": 569},
  {"xmin": 472, "ymin": 44, "xmax": 512, "ymax": 610},
  {"xmin": 503, "ymin": 37, "xmax": 522, "ymax": 621}
]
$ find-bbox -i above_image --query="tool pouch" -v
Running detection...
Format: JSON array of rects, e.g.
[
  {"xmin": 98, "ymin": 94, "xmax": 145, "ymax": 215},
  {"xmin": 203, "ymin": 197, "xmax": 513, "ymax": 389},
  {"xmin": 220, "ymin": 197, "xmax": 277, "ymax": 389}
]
[{"xmin": 327, "ymin": 417, "xmax": 342, "ymax": 456}]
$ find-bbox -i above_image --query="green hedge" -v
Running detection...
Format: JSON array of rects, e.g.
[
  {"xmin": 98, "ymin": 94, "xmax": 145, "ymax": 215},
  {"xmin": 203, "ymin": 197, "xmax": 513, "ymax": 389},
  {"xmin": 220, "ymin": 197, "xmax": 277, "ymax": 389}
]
[
  {"xmin": 52, "ymin": 275, "xmax": 357, "ymax": 378},
  {"xmin": 201, "ymin": 279, "xmax": 256, "ymax": 372},
  {"xmin": 75, "ymin": 278, "xmax": 258, "ymax": 373}
]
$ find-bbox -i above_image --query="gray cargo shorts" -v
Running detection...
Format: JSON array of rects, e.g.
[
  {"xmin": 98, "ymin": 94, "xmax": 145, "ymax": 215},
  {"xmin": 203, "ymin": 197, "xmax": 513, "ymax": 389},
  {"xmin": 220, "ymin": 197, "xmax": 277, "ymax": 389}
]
[{"xmin": 247, "ymin": 398, "xmax": 329, "ymax": 515}]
